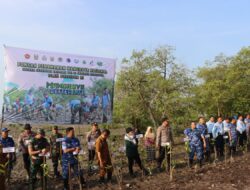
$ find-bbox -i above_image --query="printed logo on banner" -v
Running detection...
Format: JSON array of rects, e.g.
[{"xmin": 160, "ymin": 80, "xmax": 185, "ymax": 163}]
[
  {"xmin": 42, "ymin": 55, "xmax": 47, "ymax": 61},
  {"xmin": 50, "ymin": 57, "xmax": 55, "ymax": 62},
  {"xmin": 24, "ymin": 54, "xmax": 31, "ymax": 59},
  {"xmin": 74, "ymin": 59, "xmax": 79, "ymax": 63},
  {"xmin": 89, "ymin": 60, "xmax": 94, "ymax": 65},
  {"xmin": 58, "ymin": 57, "xmax": 63, "ymax": 62},
  {"xmin": 82, "ymin": 60, "xmax": 86, "ymax": 64},
  {"xmin": 34, "ymin": 54, "xmax": 39, "ymax": 60},
  {"xmin": 66, "ymin": 58, "xmax": 71, "ymax": 63}
]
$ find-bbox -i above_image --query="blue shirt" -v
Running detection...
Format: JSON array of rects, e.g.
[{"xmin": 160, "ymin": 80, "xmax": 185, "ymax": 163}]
[
  {"xmin": 91, "ymin": 96, "xmax": 100, "ymax": 107},
  {"xmin": 196, "ymin": 123, "xmax": 208, "ymax": 136},
  {"xmin": 102, "ymin": 94, "xmax": 110, "ymax": 108},
  {"xmin": 212, "ymin": 122, "xmax": 224, "ymax": 138},
  {"xmin": 0, "ymin": 136, "xmax": 15, "ymax": 147},
  {"xmin": 236, "ymin": 120, "xmax": 246, "ymax": 134},
  {"xmin": 62, "ymin": 137, "xmax": 81, "ymax": 164},
  {"xmin": 184, "ymin": 128, "xmax": 203, "ymax": 146},
  {"xmin": 206, "ymin": 121, "xmax": 215, "ymax": 134},
  {"xmin": 44, "ymin": 96, "xmax": 53, "ymax": 108},
  {"xmin": 25, "ymin": 94, "xmax": 34, "ymax": 105},
  {"xmin": 70, "ymin": 100, "xmax": 80, "ymax": 108}
]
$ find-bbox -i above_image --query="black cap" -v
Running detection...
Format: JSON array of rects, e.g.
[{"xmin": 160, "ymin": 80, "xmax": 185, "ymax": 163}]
[
  {"xmin": 24, "ymin": 123, "xmax": 32, "ymax": 130},
  {"xmin": 126, "ymin": 127, "xmax": 133, "ymax": 134},
  {"xmin": 37, "ymin": 128, "xmax": 45, "ymax": 136}
]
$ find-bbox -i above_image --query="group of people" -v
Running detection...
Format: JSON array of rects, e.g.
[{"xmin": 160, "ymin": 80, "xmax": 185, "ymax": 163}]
[
  {"xmin": 4, "ymin": 88, "xmax": 112, "ymax": 124},
  {"xmin": 0, "ymin": 113, "xmax": 249, "ymax": 190},
  {"xmin": 184, "ymin": 114, "xmax": 250, "ymax": 167}
]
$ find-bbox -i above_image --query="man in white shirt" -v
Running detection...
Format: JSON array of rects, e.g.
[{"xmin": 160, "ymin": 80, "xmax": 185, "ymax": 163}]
[
  {"xmin": 237, "ymin": 115, "xmax": 247, "ymax": 148},
  {"xmin": 212, "ymin": 116, "xmax": 224, "ymax": 157},
  {"xmin": 206, "ymin": 116, "xmax": 215, "ymax": 138}
]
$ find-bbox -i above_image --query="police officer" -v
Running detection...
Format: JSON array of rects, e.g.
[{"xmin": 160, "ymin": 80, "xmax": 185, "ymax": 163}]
[
  {"xmin": 18, "ymin": 123, "xmax": 36, "ymax": 178},
  {"xmin": 62, "ymin": 127, "xmax": 85, "ymax": 190},
  {"xmin": 49, "ymin": 126, "xmax": 63, "ymax": 178},
  {"xmin": 0, "ymin": 127, "xmax": 16, "ymax": 181},
  {"xmin": 28, "ymin": 129, "xmax": 50, "ymax": 190},
  {"xmin": 184, "ymin": 122, "xmax": 206, "ymax": 168},
  {"xmin": 196, "ymin": 117, "xmax": 210, "ymax": 161}
]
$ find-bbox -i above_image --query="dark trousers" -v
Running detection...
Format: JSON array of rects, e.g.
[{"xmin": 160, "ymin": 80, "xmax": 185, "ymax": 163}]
[
  {"xmin": 52, "ymin": 153, "xmax": 60, "ymax": 175},
  {"xmin": 88, "ymin": 150, "xmax": 95, "ymax": 162},
  {"xmin": 23, "ymin": 153, "xmax": 31, "ymax": 176},
  {"xmin": 215, "ymin": 135, "xmax": 224, "ymax": 156},
  {"xmin": 127, "ymin": 154, "xmax": 143, "ymax": 175},
  {"xmin": 157, "ymin": 146, "xmax": 170, "ymax": 171},
  {"xmin": 237, "ymin": 131, "xmax": 247, "ymax": 148}
]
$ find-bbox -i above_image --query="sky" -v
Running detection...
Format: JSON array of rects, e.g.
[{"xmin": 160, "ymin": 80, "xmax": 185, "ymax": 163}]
[{"xmin": 0, "ymin": 0, "xmax": 250, "ymax": 71}]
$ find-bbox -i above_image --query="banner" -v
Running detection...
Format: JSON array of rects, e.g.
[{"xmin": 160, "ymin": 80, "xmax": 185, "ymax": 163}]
[{"xmin": 3, "ymin": 46, "xmax": 116, "ymax": 124}]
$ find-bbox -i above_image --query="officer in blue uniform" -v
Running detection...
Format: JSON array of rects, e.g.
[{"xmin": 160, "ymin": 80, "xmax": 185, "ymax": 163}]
[
  {"xmin": 62, "ymin": 127, "xmax": 85, "ymax": 190},
  {"xmin": 196, "ymin": 117, "xmax": 210, "ymax": 161},
  {"xmin": 184, "ymin": 122, "xmax": 206, "ymax": 168},
  {"xmin": 0, "ymin": 127, "xmax": 16, "ymax": 181}
]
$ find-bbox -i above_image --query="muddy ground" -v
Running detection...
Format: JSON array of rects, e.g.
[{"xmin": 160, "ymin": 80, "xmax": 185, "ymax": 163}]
[{"xmin": 3, "ymin": 125, "xmax": 250, "ymax": 190}]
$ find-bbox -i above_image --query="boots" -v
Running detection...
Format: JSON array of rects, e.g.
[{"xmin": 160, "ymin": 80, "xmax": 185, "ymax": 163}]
[
  {"xmin": 99, "ymin": 177, "xmax": 105, "ymax": 184},
  {"xmin": 189, "ymin": 159, "xmax": 193, "ymax": 168},
  {"xmin": 63, "ymin": 179, "xmax": 69, "ymax": 190},
  {"xmin": 198, "ymin": 159, "xmax": 202, "ymax": 168},
  {"xmin": 80, "ymin": 175, "xmax": 86, "ymax": 185}
]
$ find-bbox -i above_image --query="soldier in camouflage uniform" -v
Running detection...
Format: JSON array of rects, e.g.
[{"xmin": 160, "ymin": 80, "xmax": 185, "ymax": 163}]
[
  {"xmin": 49, "ymin": 125, "xmax": 63, "ymax": 178},
  {"xmin": 184, "ymin": 122, "xmax": 206, "ymax": 168},
  {"xmin": 28, "ymin": 129, "xmax": 50, "ymax": 190},
  {"xmin": 62, "ymin": 127, "xmax": 85, "ymax": 190}
]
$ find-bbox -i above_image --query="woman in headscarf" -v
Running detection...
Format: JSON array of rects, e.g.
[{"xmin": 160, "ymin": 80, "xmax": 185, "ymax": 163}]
[{"xmin": 144, "ymin": 126, "xmax": 156, "ymax": 162}]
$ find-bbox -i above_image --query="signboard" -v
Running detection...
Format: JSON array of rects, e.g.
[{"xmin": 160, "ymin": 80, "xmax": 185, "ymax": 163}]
[{"xmin": 3, "ymin": 46, "xmax": 116, "ymax": 124}]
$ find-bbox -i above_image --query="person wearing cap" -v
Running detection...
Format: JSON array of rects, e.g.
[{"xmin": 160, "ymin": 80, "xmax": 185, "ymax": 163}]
[
  {"xmin": 49, "ymin": 126, "xmax": 63, "ymax": 178},
  {"xmin": 61, "ymin": 127, "xmax": 85, "ymax": 190},
  {"xmin": 86, "ymin": 122, "xmax": 101, "ymax": 172},
  {"xmin": 125, "ymin": 127, "xmax": 148, "ymax": 177},
  {"xmin": 28, "ymin": 128, "xmax": 50, "ymax": 190},
  {"xmin": 156, "ymin": 117, "xmax": 174, "ymax": 173},
  {"xmin": 95, "ymin": 129, "xmax": 112, "ymax": 183},
  {"xmin": 0, "ymin": 127, "xmax": 16, "ymax": 181},
  {"xmin": 18, "ymin": 123, "xmax": 36, "ymax": 178}
]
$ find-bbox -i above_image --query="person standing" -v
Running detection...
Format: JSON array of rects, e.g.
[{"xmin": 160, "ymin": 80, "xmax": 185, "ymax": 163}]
[
  {"xmin": 244, "ymin": 114, "xmax": 250, "ymax": 139},
  {"xmin": 236, "ymin": 115, "xmax": 247, "ymax": 148},
  {"xmin": 86, "ymin": 122, "xmax": 101, "ymax": 171},
  {"xmin": 184, "ymin": 122, "xmax": 206, "ymax": 168},
  {"xmin": 196, "ymin": 117, "xmax": 210, "ymax": 161},
  {"xmin": 212, "ymin": 117, "xmax": 224, "ymax": 157},
  {"xmin": 229, "ymin": 118, "xmax": 238, "ymax": 154},
  {"xmin": 156, "ymin": 117, "xmax": 174, "ymax": 173},
  {"xmin": 28, "ymin": 129, "xmax": 50, "ymax": 190},
  {"xmin": 101, "ymin": 88, "xmax": 111, "ymax": 123},
  {"xmin": 206, "ymin": 116, "xmax": 215, "ymax": 138},
  {"xmin": 144, "ymin": 126, "xmax": 156, "ymax": 162},
  {"xmin": 18, "ymin": 123, "xmax": 36, "ymax": 178},
  {"xmin": 95, "ymin": 129, "xmax": 112, "ymax": 183},
  {"xmin": 49, "ymin": 125, "xmax": 63, "ymax": 178},
  {"xmin": 61, "ymin": 127, "xmax": 85, "ymax": 190},
  {"xmin": 0, "ymin": 127, "xmax": 16, "ymax": 181},
  {"xmin": 125, "ymin": 127, "xmax": 148, "ymax": 177}
]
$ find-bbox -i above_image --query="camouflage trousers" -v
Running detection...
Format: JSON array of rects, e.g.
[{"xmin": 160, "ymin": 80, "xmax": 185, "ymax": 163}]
[{"xmin": 29, "ymin": 159, "xmax": 47, "ymax": 190}]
